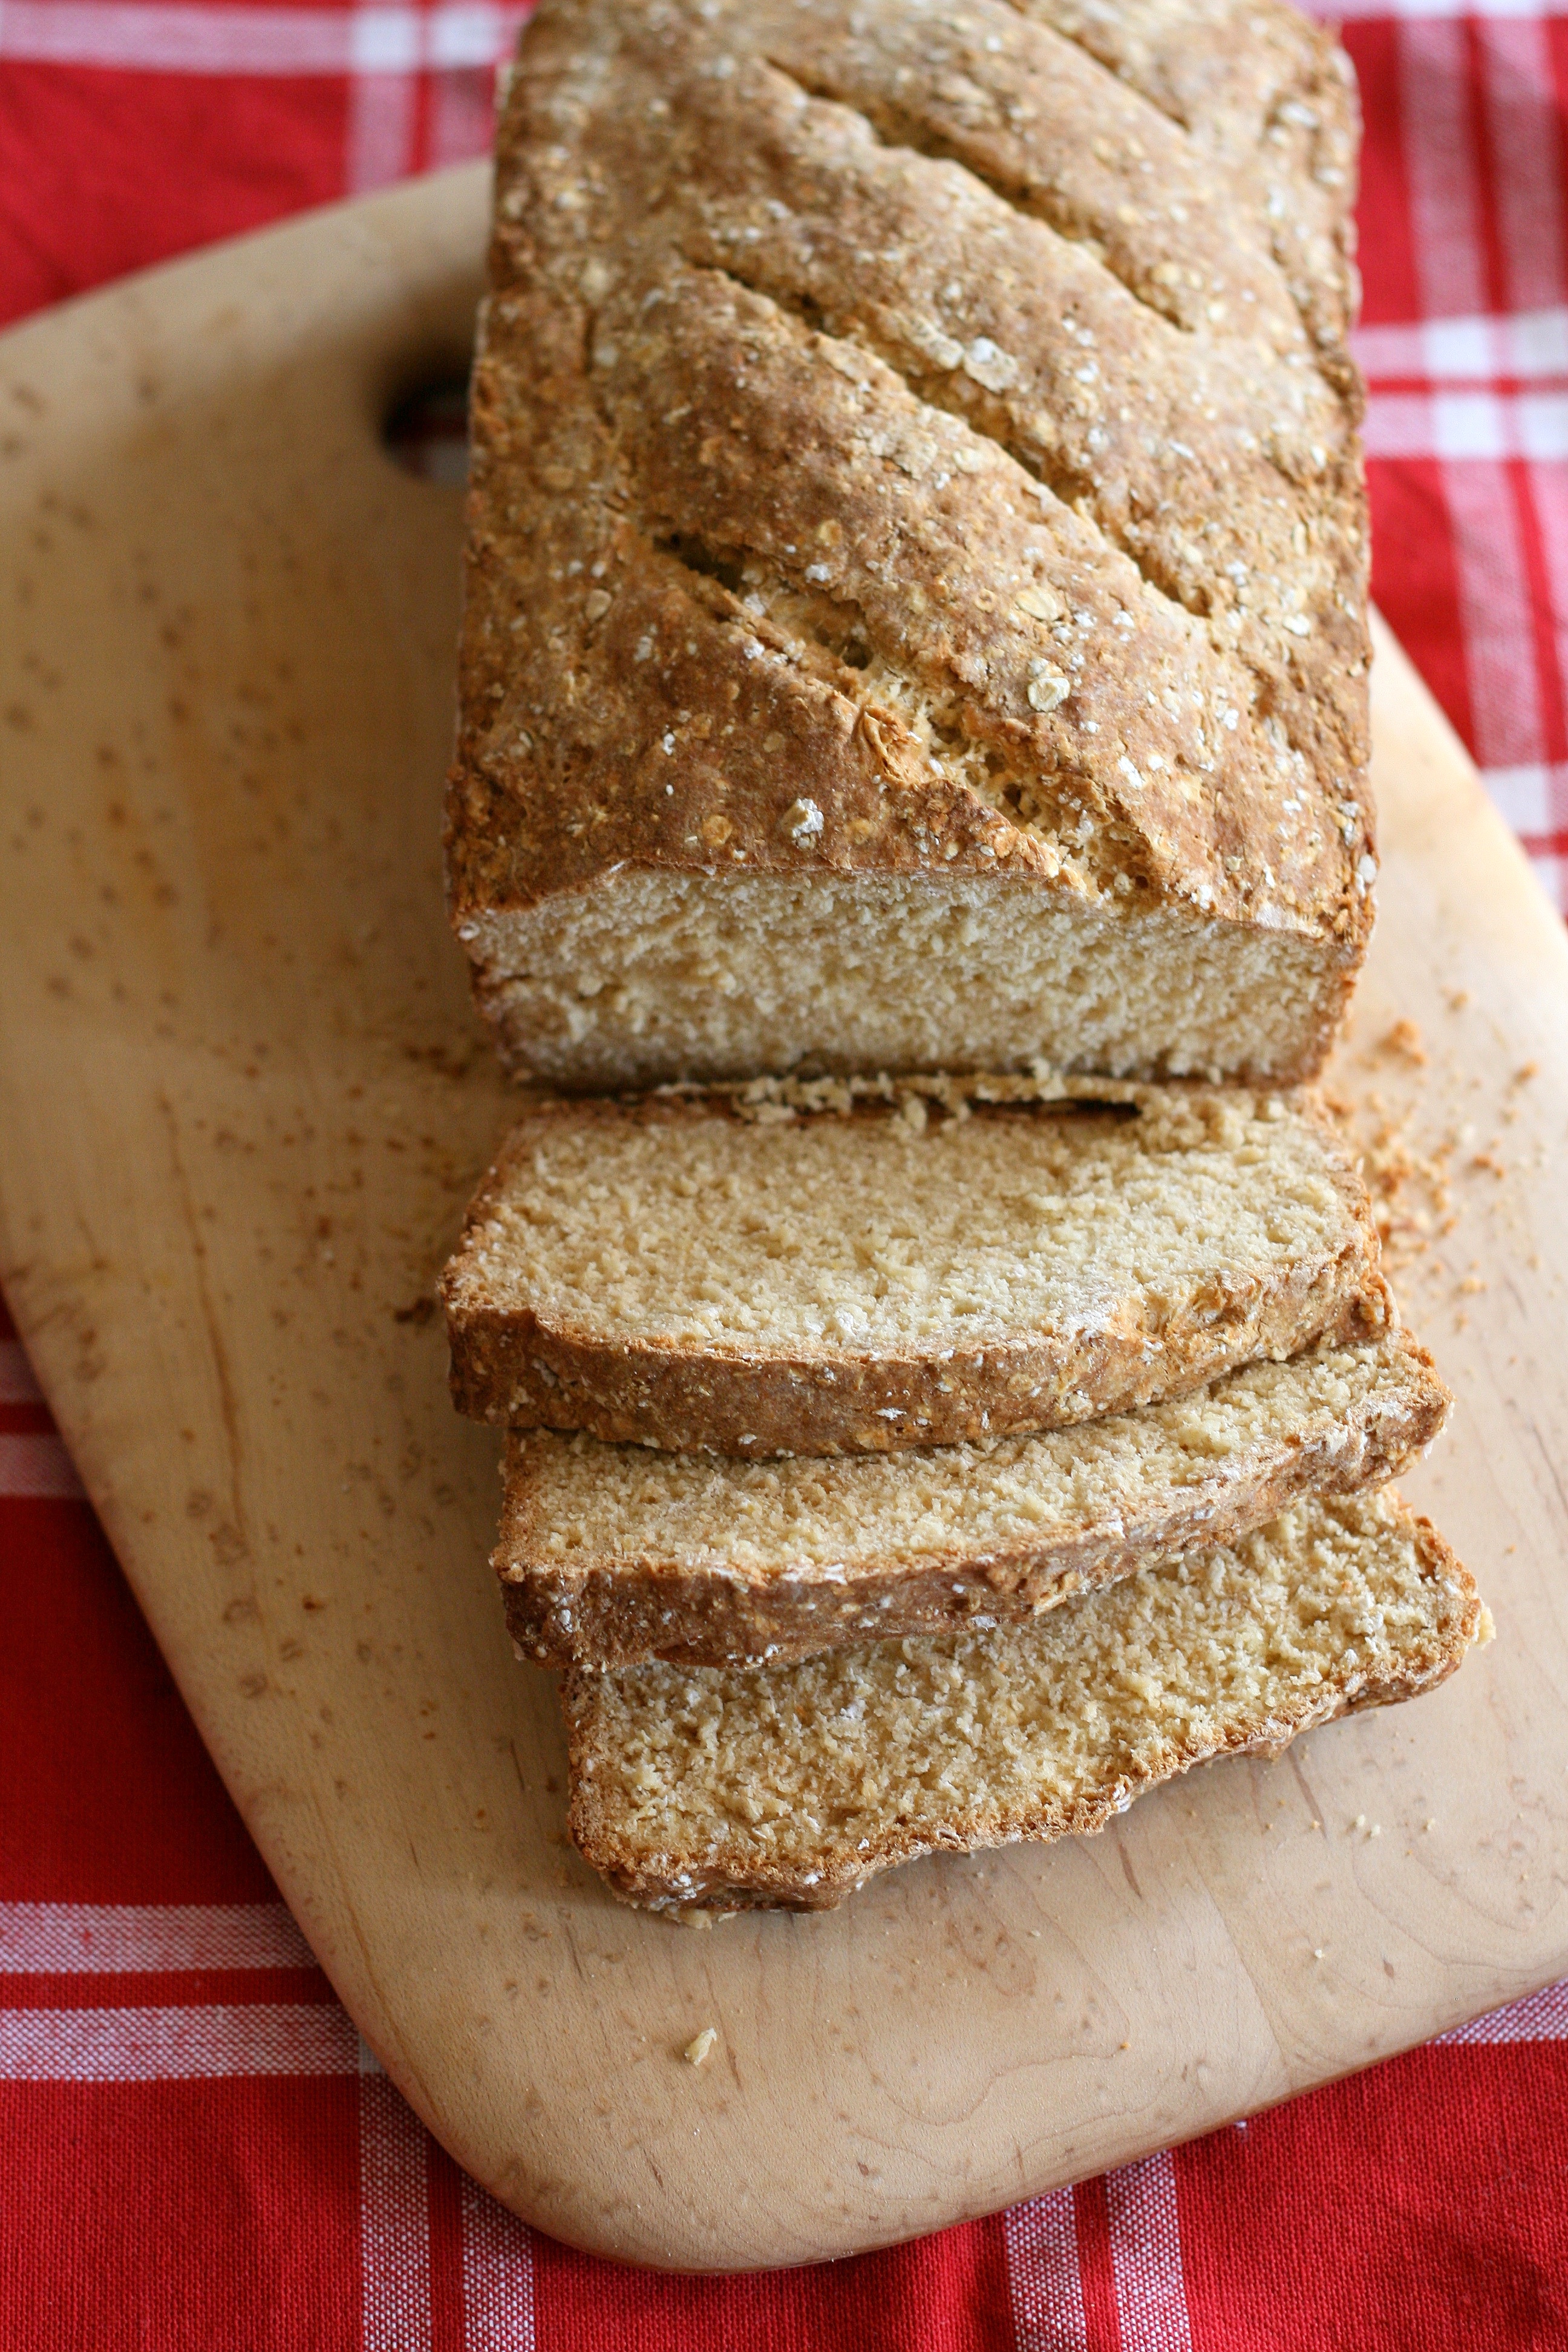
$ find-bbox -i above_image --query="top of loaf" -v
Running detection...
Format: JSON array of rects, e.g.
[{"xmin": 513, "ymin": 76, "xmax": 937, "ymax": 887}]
[{"xmin": 448, "ymin": 0, "xmax": 1371, "ymax": 953}]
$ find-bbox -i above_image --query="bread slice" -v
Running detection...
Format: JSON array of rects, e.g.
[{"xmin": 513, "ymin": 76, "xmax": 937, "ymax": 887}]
[
  {"xmin": 563, "ymin": 1491, "xmax": 1485, "ymax": 1912},
  {"xmin": 498, "ymin": 1331, "xmax": 1448, "ymax": 1668},
  {"xmin": 448, "ymin": 0, "xmax": 1371, "ymax": 1092},
  {"xmin": 442, "ymin": 1082, "xmax": 1388, "ymax": 1455}
]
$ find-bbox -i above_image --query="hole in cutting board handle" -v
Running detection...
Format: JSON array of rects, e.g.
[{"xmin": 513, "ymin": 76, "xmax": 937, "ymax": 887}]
[{"xmin": 383, "ymin": 371, "xmax": 471, "ymax": 486}]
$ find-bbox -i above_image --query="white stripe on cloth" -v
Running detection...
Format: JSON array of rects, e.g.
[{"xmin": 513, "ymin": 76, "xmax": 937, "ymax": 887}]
[
  {"xmin": 1439, "ymin": 1979, "xmax": 1568, "ymax": 2042},
  {"xmin": 1364, "ymin": 389, "xmax": 1568, "ymax": 457},
  {"xmin": 1514, "ymin": 442, "xmax": 1568, "ymax": 875},
  {"xmin": 1401, "ymin": 18, "xmax": 1491, "ymax": 319},
  {"xmin": 462, "ymin": 2175, "xmax": 538, "ymax": 2352},
  {"xmin": 0, "ymin": 2001, "xmax": 356, "ymax": 2080},
  {"xmin": 1356, "ymin": 307, "xmax": 1568, "ymax": 382},
  {"xmin": 359, "ymin": 2039, "xmax": 433, "ymax": 2352},
  {"xmin": 0, "ymin": 0, "xmax": 523, "ymax": 73},
  {"xmin": 1478, "ymin": 760, "xmax": 1568, "ymax": 837},
  {"xmin": 429, "ymin": 58, "xmax": 505, "ymax": 169},
  {"xmin": 0, "ymin": 1432, "xmax": 84, "ymax": 1499},
  {"xmin": 1105, "ymin": 2151, "xmax": 1194, "ymax": 2352},
  {"xmin": 1399, "ymin": 18, "xmax": 1553, "ymax": 780},
  {"xmin": 1443, "ymin": 458, "xmax": 1550, "ymax": 769},
  {"xmin": 1004, "ymin": 2186, "xmax": 1088, "ymax": 2351},
  {"xmin": 1479, "ymin": 17, "xmax": 1568, "ymax": 318},
  {"xmin": 0, "ymin": 1901, "xmax": 314, "ymax": 1974},
  {"xmin": 345, "ymin": 0, "xmax": 414, "ymax": 194},
  {"xmin": 1469, "ymin": 19, "xmax": 1568, "ymax": 893},
  {"xmin": 0, "ymin": 1339, "xmax": 42, "ymax": 1404},
  {"xmin": 1523, "ymin": 844, "xmax": 1568, "ymax": 912},
  {"xmin": 347, "ymin": 61, "xmax": 419, "ymax": 192}
]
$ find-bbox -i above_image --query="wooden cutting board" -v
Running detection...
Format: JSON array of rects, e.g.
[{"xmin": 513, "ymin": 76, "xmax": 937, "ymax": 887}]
[{"xmin": 3, "ymin": 163, "xmax": 1567, "ymax": 2276}]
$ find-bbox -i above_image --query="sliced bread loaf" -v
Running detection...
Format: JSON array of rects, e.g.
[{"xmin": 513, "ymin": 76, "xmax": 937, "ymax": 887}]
[
  {"xmin": 443, "ymin": 1083, "xmax": 1388, "ymax": 1454},
  {"xmin": 449, "ymin": 0, "xmax": 1370, "ymax": 1092},
  {"xmin": 563, "ymin": 1490, "xmax": 1485, "ymax": 1912},
  {"xmin": 498, "ymin": 1331, "xmax": 1448, "ymax": 1667}
]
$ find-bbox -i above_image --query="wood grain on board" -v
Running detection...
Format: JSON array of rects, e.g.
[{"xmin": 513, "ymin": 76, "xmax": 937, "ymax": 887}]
[{"xmin": 1, "ymin": 165, "xmax": 1566, "ymax": 2273}]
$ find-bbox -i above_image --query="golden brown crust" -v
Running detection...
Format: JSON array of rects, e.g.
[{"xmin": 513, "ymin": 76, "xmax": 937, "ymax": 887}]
[
  {"xmin": 562, "ymin": 1504, "xmax": 1481, "ymax": 1912},
  {"xmin": 497, "ymin": 1330, "xmax": 1450, "ymax": 1667},
  {"xmin": 1008, "ymin": 0, "xmax": 1364, "ymax": 370},
  {"xmin": 447, "ymin": 0, "xmax": 1372, "ymax": 1082},
  {"xmin": 440, "ymin": 1083, "xmax": 1390, "ymax": 1455}
]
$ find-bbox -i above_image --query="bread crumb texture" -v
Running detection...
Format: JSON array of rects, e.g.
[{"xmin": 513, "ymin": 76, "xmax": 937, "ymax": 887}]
[
  {"xmin": 443, "ymin": 1084, "xmax": 1386, "ymax": 1451},
  {"xmin": 563, "ymin": 1491, "xmax": 1482, "ymax": 1909},
  {"xmin": 462, "ymin": 876, "xmax": 1353, "ymax": 1094},
  {"xmin": 446, "ymin": 0, "xmax": 1372, "ymax": 1089},
  {"xmin": 497, "ymin": 1330, "xmax": 1449, "ymax": 1665}
]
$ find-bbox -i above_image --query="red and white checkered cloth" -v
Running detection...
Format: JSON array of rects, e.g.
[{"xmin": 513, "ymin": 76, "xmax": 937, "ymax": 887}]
[
  {"xmin": 1351, "ymin": 6, "xmax": 1568, "ymax": 916},
  {"xmin": 3, "ymin": 7, "xmax": 1568, "ymax": 2343}
]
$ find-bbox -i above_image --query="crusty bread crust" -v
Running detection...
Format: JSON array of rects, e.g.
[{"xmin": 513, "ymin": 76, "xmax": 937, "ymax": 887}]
[
  {"xmin": 448, "ymin": 0, "xmax": 1372, "ymax": 1088},
  {"xmin": 442, "ymin": 1082, "xmax": 1390, "ymax": 1455},
  {"xmin": 563, "ymin": 1498, "xmax": 1481, "ymax": 1911},
  {"xmin": 497, "ymin": 1331, "xmax": 1449, "ymax": 1667}
]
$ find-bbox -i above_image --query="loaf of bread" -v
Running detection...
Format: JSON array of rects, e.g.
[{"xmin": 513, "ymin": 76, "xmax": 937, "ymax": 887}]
[
  {"xmin": 442, "ymin": 1082, "xmax": 1388, "ymax": 1454},
  {"xmin": 448, "ymin": 0, "xmax": 1370, "ymax": 1091},
  {"xmin": 564, "ymin": 1490, "xmax": 1484, "ymax": 1911},
  {"xmin": 497, "ymin": 1331, "xmax": 1448, "ymax": 1667}
]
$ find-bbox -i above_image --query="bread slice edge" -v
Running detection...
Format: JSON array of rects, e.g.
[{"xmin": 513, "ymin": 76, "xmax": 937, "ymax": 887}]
[
  {"xmin": 561, "ymin": 1494, "xmax": 1484, "ymax": 1913},
  {"xmin": 444, "ymin": 1084, "xmax": 1388, "ymax": 1454},
  {"xmin": 500, "ymin": 1328, "xmax": 1449, "ymax": 1668}
]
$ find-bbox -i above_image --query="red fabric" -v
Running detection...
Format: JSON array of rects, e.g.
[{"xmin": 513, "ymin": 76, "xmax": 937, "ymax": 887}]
[{"xmin": 3, "ymin": 7, "xmax": 1568, "ymax": 2342}]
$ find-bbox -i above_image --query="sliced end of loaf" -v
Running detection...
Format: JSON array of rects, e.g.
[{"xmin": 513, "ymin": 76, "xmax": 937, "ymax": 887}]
[
  {"xmin": 459, "ymin": 873, "xmax": 1362, "ymax": 1094},
  {"xmin": 562, "ymin": 1490, "xmax": 1483, "ymax": 1911},
  {"xmin": 498, "ymin": 1330, "xmax": 1449, "ymax": 1668},
  {"xmin": 442, "ymin": 1080, "xmax": 1387, "ymax": 1455}
]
